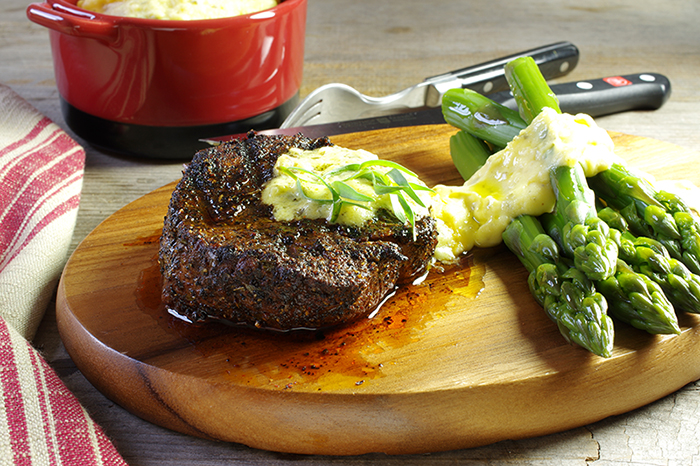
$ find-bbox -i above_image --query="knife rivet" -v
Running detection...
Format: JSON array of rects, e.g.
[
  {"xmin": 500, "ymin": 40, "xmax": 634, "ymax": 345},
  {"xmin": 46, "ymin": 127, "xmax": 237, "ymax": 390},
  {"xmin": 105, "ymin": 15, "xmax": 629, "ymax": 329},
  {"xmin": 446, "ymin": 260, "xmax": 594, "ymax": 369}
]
[
  {"xmin": 576, "ymin": 81, "xmax": 593, "ymax": 90},
  {"xmin": 560, "ymin": 61, "xmax": 570, "ymax": 73},
  {"xmin": 639, "ymin": 74, "xmax": 656, "ymax": 82},
  {"xmin": 483, "ymin": 81, "xmax": 493, "ymax": 93}
]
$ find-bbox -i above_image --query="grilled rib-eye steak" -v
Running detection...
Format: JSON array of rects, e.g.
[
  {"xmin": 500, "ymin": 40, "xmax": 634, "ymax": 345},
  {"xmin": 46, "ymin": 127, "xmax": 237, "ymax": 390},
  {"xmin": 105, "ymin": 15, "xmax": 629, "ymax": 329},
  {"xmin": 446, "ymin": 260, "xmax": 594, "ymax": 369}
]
[{"xmin": 158, "ymin": 131, "xmax": 438, "ymax": 330}]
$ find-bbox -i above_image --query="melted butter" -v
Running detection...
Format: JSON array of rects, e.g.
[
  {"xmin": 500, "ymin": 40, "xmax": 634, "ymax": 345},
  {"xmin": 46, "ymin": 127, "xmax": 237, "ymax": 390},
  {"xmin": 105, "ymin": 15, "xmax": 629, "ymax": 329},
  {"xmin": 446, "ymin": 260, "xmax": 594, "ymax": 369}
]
[
  {"xmin": 262, "ymin": 145, "xmax": 432, "ymax": 227},
  {"xmin": 430, "ymin": 108, "xmax": 620, "ymax": 261}
]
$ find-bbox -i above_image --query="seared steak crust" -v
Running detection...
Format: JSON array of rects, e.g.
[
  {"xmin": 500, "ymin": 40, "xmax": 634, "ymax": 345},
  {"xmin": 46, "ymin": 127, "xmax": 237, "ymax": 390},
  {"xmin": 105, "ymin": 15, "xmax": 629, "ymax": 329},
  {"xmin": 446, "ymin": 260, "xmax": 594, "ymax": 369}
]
[{"xmin": 158, "ymin": 131, "xmax": 438, "ymax": 330}]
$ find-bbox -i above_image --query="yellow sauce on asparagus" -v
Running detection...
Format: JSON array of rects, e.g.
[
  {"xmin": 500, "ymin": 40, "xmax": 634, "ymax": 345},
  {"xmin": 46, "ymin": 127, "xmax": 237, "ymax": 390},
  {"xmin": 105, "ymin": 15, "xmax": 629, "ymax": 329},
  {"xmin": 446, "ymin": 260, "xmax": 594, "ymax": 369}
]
[{"xmin": 430, "ymin": 107, "xmax": 619, "ymax": 261}]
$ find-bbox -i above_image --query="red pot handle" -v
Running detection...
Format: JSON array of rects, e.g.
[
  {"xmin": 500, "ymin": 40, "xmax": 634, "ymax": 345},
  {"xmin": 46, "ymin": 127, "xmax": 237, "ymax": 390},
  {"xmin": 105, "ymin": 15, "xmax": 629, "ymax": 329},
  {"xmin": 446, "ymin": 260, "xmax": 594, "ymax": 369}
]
[{"xmin": 26, "ymin": 1, "xmax": 119, "ymax": 42}]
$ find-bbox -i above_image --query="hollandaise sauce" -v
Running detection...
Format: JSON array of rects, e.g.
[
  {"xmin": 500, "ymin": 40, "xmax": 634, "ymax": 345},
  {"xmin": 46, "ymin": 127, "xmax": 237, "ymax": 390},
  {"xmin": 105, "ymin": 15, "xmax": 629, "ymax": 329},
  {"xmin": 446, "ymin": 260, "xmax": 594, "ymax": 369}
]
[{"xmin": 431, "ymin": 108, "xmax": 618, "ymax": 261}]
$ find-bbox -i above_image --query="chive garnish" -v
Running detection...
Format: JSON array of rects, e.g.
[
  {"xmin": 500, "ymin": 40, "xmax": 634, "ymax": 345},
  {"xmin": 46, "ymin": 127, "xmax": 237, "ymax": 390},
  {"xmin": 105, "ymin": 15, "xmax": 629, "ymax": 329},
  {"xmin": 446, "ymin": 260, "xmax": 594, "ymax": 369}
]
[{"xmin": 277, "ymin": 159, "xmax": 433, "ymax": 237}]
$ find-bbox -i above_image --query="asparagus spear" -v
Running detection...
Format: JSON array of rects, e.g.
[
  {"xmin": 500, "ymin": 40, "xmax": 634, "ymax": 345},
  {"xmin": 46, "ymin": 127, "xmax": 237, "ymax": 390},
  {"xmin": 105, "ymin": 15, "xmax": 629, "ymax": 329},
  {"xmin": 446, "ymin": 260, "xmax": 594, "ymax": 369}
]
[
  {"xmin": 442, "ymin": 87, "xmax": 526, "ymax": 149},
  {"xmin": 503, "ymin": 215, "xmax": 614, "ymax": 357},
  {"xmin": 538, "ymin": 197, "xmax": 680, "ymax": 333},
  {"xmin": 588, "ymin": 163, "xmax": 683, "ymax": 251},
  {"xmin": 596, "ymin": 259, "xmax": 680, "ymax": 334},
  {"xmin": 540, "ymin": 164, "xmax": 619, "ymax": 281},
  {"xmin": 675, "ymin": 211, "xmax": 700, "ymax": 274},
  {"xmin": 449, "ymin": 130, "xmax": 492, "ymax": 181},
  {"xmin": 653, "ymin": 190, "xmax": 700, "ymax": 274},
  {"xmin": 504, "ymin": 56, "xmax": 562, "ymax": 123},
  {"xmin": 599, "ymin": 206, "xmax": 700, "ymax": 313},
  {"xmin": 588, "ymin": 163, "xmax": 700, "ymax": 276}
]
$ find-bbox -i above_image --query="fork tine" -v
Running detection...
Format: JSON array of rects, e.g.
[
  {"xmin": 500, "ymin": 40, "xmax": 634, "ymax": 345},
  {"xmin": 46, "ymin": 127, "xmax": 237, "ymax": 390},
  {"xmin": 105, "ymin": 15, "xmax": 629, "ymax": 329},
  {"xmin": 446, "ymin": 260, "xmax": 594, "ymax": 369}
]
[
  {"xmin": 289, "ymin": 99, "xmax": 325, "ymax": 127},
  {"xmin": 280, "ymin": 97, "xmax": 323, "ymax": 128},
  {"xmin": 282, "ymin": 83, "xmax": 367, "ymax": 128},
  {"xmin": 279, "ymin": 99, "xmax": 318, "ymax": 128},
  {"xmin": 280, "ymin": 84, "xmax": 341, "ymax": 128}
]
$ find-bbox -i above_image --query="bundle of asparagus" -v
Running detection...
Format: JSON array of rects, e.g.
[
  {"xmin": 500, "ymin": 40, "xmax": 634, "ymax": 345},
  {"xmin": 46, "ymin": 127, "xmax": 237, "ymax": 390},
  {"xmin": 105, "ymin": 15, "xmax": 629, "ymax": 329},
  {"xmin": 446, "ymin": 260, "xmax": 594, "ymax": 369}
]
[{"xmin": 442, "ymin": 56, "xmax": 700, "ymax": 357}]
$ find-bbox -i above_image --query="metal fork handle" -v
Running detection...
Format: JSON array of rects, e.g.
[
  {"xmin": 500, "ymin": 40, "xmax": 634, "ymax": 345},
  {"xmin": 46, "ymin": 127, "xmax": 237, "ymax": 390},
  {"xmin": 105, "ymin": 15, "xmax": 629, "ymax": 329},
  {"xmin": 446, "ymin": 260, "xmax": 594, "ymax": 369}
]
[{"xmin": 423, "ymin": 41, "xmax": 580, "ymax": 106}]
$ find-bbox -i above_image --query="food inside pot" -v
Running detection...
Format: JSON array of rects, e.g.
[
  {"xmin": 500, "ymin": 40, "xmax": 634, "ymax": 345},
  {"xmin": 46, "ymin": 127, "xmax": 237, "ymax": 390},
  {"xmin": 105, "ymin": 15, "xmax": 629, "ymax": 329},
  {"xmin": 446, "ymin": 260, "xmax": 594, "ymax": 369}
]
[{"xmin": 77, "ymin": 0, "xmax": 278, "ymax": 20}]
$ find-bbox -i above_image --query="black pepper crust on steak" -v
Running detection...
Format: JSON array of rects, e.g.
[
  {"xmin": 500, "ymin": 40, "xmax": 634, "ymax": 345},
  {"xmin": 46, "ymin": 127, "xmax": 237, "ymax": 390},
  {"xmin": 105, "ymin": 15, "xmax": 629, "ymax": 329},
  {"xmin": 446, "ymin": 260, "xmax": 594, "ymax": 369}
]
[{"xmin": 158, "ymin": 131, "xmax": 438, "ymax": 330}]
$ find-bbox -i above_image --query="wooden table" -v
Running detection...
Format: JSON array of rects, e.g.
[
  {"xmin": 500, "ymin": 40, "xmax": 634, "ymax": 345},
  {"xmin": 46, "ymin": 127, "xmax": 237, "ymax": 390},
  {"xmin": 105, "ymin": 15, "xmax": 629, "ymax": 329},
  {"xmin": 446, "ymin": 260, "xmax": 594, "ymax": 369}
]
[{"xmin": 3, "ymin": 0, "xmax": 700, "ymax": 463}]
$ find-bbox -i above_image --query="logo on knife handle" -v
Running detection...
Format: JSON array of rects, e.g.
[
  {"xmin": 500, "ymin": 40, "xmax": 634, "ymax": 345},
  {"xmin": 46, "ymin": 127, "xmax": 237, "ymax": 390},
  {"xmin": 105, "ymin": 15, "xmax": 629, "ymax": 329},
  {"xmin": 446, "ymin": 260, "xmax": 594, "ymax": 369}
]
[{"xmin": 603, "ymin": 76, "xmax": 633, "ymax": 87}]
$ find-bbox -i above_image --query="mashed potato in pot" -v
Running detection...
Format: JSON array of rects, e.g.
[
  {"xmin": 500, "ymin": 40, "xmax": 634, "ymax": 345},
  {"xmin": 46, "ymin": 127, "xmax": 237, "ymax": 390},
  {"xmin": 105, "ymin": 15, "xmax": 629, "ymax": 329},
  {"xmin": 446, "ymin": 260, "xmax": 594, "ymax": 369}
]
[{"xmin": 77, "ymin": 0, "xmax": 279, "ymax": 20}]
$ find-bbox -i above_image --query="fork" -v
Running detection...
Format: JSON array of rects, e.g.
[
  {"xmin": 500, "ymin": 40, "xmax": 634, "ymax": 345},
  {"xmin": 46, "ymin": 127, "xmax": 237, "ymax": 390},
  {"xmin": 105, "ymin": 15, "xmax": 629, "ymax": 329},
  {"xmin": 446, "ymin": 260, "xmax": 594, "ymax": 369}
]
[{"xmin": 280, "ymin": 41, "xmax": 579, "ymax": 129}]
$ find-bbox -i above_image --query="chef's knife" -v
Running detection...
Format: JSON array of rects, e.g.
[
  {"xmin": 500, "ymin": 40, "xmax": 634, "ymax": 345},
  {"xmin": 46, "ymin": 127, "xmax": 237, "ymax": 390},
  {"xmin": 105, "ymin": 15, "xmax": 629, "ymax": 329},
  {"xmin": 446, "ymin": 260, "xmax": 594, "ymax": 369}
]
[{"xmin": 208, "ymin": 72, "xmax": 671, "ymax": 142}]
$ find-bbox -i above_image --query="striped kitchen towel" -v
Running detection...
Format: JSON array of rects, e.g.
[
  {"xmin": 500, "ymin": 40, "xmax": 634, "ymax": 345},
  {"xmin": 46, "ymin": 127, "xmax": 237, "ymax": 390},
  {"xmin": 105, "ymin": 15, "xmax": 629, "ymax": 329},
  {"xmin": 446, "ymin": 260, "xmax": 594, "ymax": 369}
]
[{"xmin": 0, "ymin": 83, "xmax": 127, "ymax": 465}]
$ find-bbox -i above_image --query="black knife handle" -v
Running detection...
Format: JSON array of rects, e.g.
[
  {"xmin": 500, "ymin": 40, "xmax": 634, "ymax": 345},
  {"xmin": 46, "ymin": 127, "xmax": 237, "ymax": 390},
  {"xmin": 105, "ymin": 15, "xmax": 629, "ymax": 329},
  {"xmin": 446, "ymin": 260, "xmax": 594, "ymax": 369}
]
[
  {"xmin": 491, "ymin": 73, "xmax": 672, "ymax": 117},
  {"xmin": 425, "ymin": 41, "xmax": 580, "ymax": 95}
]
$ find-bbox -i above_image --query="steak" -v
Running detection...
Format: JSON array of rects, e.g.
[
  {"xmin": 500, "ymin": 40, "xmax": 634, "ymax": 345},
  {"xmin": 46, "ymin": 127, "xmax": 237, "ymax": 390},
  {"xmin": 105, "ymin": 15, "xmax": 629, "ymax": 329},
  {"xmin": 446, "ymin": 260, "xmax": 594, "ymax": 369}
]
[{"xmin": 158, "ymin": 131, "xmax": 438, "ymax": 330}]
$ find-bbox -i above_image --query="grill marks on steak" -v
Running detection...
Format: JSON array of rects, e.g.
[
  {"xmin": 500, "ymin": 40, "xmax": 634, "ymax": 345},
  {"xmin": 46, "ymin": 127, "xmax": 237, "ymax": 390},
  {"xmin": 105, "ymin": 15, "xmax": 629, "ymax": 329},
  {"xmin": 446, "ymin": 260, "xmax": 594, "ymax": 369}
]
[{"xmin": 158, "ymin": 132, "xmax": 438, "ymax": 330}]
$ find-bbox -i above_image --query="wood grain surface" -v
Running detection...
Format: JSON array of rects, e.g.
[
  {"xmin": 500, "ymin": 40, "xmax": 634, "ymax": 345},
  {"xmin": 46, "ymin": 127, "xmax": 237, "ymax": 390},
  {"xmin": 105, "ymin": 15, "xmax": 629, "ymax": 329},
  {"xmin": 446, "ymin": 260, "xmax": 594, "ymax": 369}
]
[{"xmin": 56, "ymin": 126, "xmax": 700, "ymax": 456}]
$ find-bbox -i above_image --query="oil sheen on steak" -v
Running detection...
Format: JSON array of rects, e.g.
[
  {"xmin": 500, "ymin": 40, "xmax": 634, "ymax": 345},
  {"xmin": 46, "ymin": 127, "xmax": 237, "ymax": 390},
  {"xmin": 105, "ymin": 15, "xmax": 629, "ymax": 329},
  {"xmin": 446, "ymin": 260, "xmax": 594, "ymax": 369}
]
[{"xmin": 158, "ymin": 131, "xmax": 438, "ymax": 330}]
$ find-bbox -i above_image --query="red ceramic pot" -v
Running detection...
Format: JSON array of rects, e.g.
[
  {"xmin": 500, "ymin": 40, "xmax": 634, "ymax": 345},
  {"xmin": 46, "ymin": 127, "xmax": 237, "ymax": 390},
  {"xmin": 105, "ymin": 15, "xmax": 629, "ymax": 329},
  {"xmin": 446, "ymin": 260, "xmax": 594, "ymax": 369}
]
[{"xmin": 27, "ymin": 0, "xmax": 307, "ymax": 159}]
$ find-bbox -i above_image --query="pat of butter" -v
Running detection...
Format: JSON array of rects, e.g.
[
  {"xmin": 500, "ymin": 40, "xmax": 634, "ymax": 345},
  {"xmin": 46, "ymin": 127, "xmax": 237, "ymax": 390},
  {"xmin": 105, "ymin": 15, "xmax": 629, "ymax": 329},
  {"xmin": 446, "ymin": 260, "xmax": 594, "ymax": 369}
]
[
  {"xmin": 431, "ymin": 108, "xmax": 620, "ymax": 261},
  {"xmin": 262, "ymin": 145, "xmax": 432, "ymax": 227}
]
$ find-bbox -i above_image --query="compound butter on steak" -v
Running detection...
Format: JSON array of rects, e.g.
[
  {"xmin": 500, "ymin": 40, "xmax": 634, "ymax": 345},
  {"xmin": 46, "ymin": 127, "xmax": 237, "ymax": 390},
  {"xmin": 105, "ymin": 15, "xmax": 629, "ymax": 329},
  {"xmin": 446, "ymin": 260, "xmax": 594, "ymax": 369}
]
[{"xmin": 158, "ymin": 131, "xmax": 438, "ymax": 331}]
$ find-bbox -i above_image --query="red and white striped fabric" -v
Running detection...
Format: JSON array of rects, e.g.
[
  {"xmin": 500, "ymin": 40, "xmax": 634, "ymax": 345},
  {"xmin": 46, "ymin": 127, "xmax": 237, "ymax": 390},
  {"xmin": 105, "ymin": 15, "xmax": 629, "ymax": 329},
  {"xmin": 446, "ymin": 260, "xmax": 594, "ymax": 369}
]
[
  {"xmin": 0, "ymin": 83, "xmax": 127, "ymax": 465},
  {"xmin": 0, "ymin": 319, "xmax": 128, "ymax": 466}
]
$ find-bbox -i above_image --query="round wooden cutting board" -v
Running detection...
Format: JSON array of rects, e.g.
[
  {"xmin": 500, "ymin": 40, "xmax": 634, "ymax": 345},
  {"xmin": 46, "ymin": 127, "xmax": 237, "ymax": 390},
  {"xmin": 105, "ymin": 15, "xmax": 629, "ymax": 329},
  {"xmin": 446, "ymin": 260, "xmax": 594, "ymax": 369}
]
[{"xmin": 57, "ymin": 125, "xmax": 700, "ymax": 456}]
